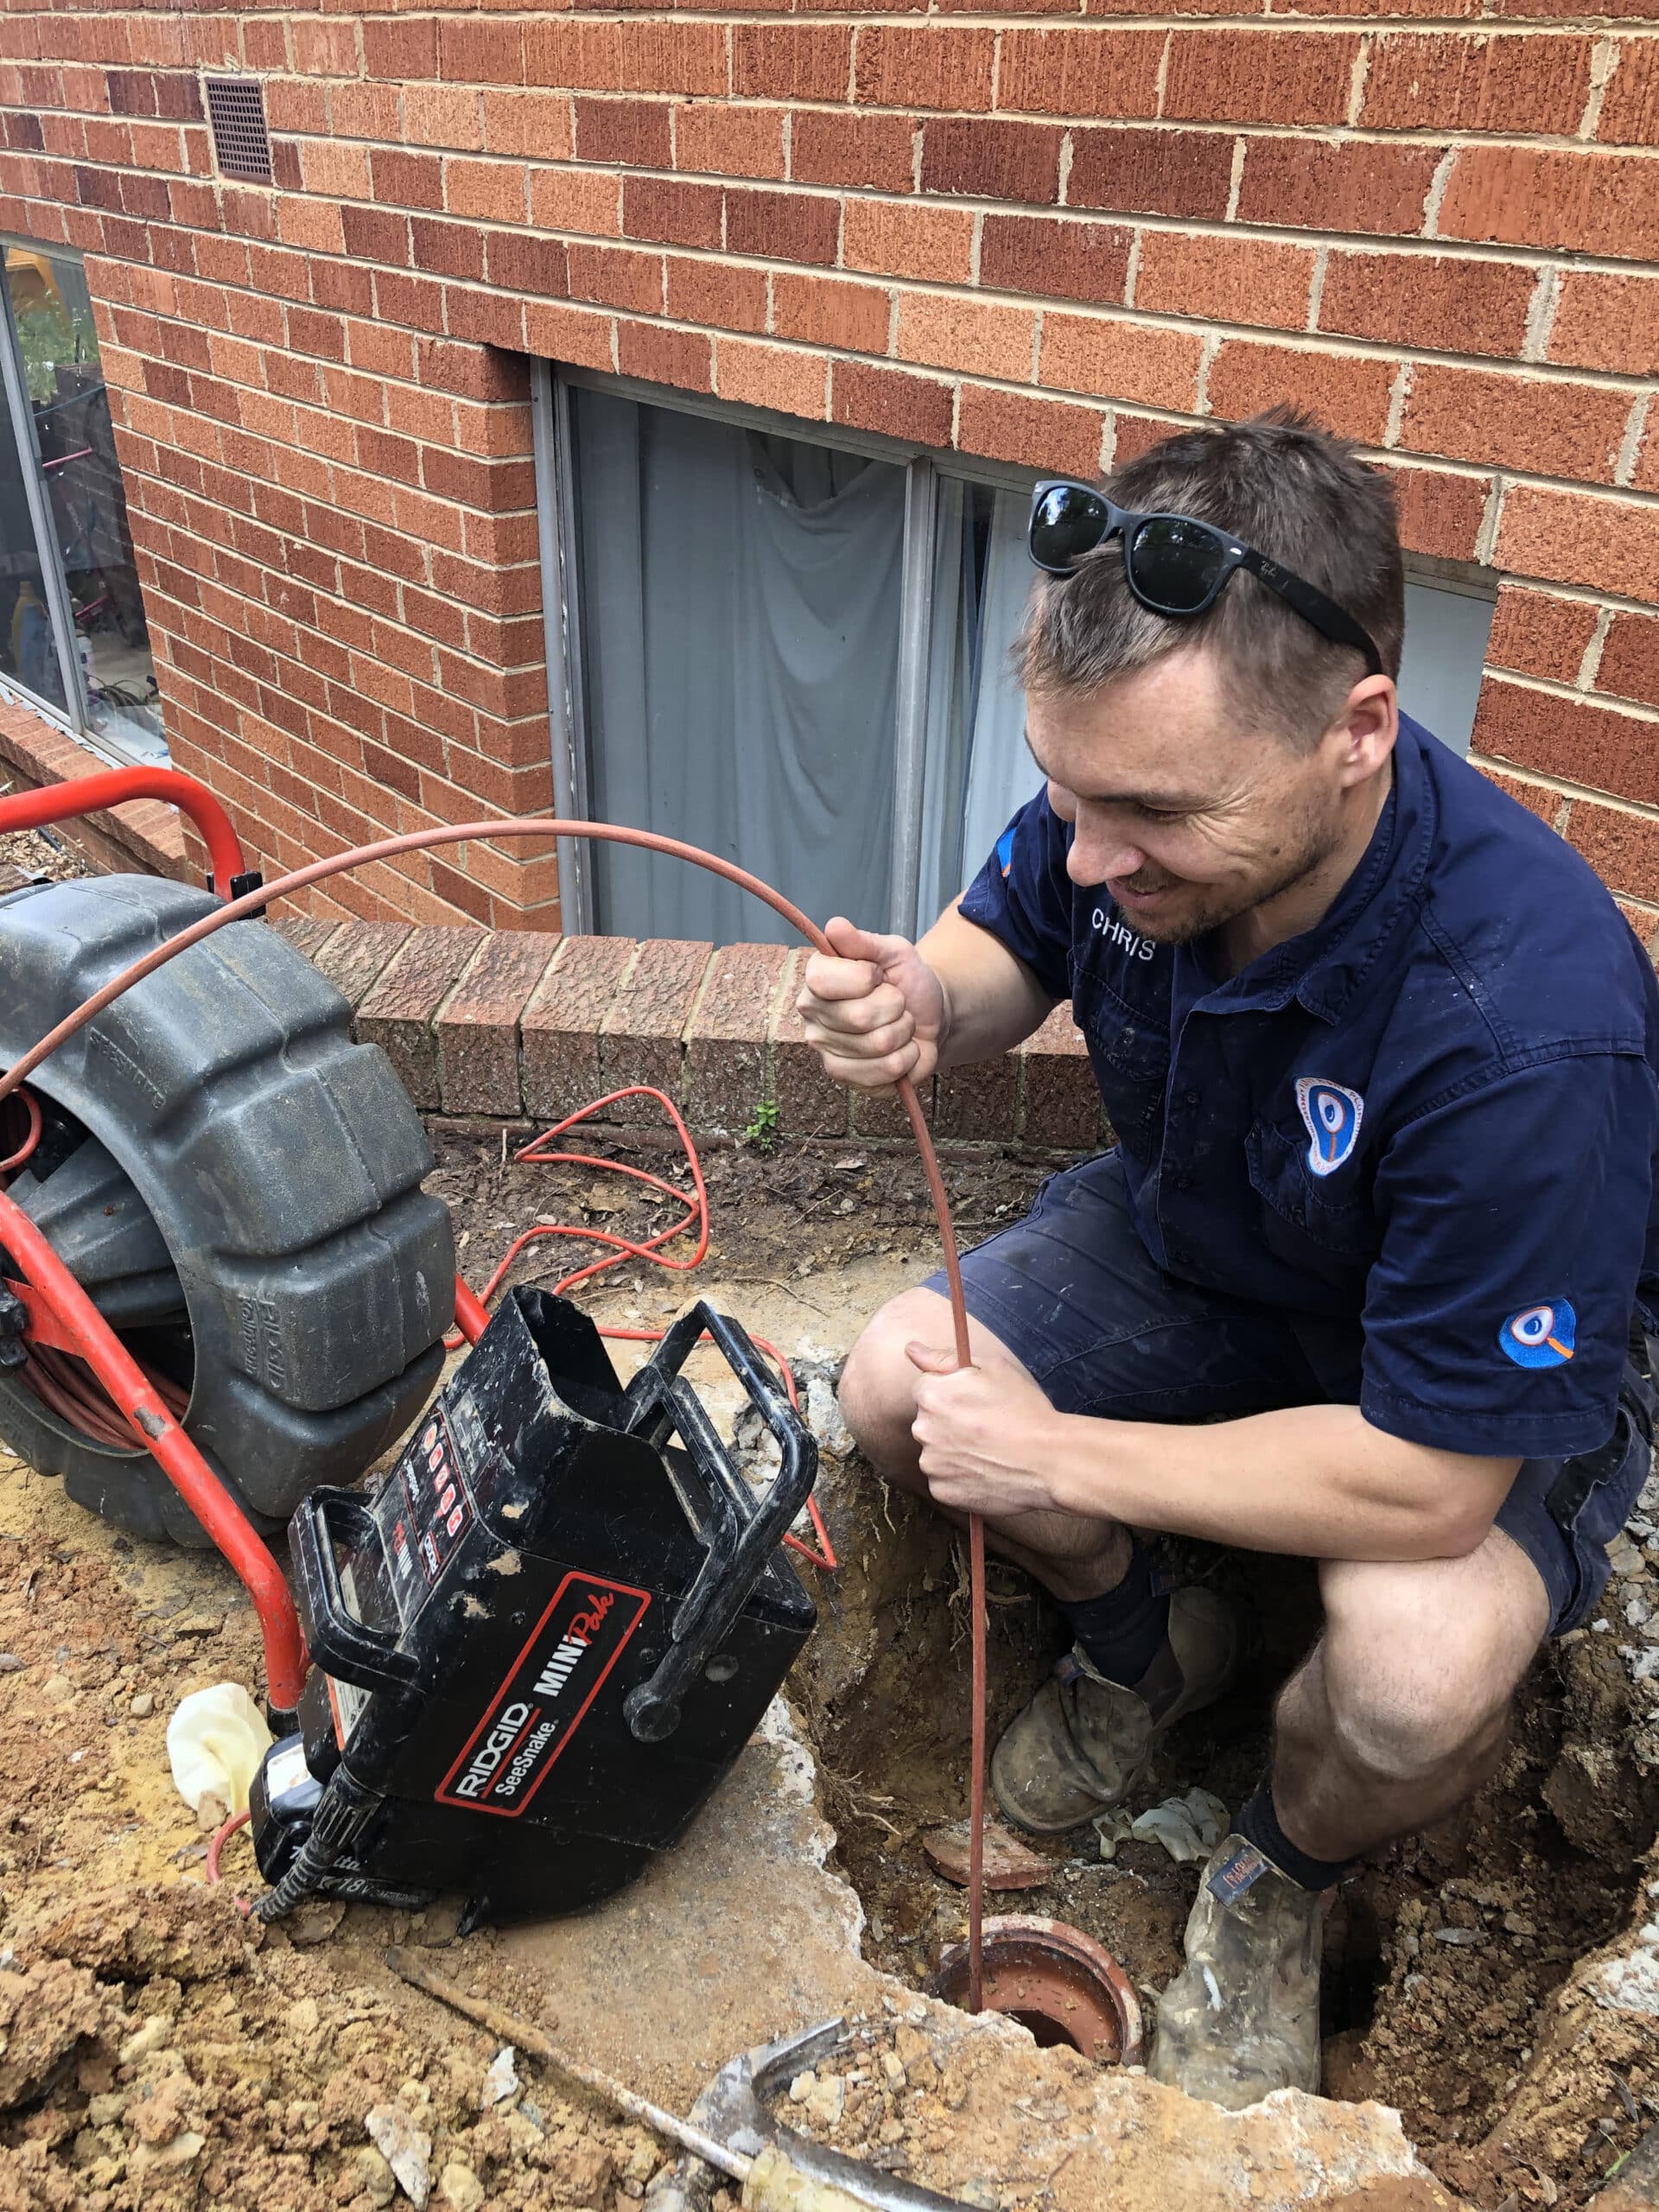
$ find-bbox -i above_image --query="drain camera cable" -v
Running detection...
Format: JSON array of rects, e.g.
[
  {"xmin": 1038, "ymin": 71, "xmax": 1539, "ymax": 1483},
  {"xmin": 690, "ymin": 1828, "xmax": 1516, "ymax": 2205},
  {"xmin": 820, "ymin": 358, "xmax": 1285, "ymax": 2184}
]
[{"xmin": 0, "ymin": 818, "xmax": 988, "ymax": 2012}]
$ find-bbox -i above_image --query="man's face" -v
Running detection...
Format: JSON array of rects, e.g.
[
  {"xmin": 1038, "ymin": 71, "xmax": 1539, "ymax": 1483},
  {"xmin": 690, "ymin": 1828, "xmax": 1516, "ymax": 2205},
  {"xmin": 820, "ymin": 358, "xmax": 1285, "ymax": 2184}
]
[{"xmin": 1024, "ymin": 647, "xmax": 1380, "ymax": 946}]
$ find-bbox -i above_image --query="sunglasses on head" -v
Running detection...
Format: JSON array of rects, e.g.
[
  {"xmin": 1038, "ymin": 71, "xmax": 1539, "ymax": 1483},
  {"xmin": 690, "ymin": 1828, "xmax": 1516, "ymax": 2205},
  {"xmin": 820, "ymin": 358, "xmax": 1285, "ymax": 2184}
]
[{"xmin": 1027, "ymin": 478, "xmax": 1384, "ymax": 680}]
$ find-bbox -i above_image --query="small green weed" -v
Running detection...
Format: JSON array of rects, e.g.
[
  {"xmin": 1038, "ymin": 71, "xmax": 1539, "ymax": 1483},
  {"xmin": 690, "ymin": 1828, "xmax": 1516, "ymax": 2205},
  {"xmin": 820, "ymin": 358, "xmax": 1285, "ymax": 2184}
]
[{"xmin": 742, "ymin": 1097, "xmax": 779, "ymax": 1154}]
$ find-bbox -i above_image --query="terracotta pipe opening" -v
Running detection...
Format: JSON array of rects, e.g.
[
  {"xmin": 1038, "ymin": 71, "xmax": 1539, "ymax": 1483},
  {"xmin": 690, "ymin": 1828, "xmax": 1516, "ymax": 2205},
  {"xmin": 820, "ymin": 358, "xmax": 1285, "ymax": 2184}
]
[{"xmin": 928, "ymin": 1915, "xmax": 1146, "ymax": 2067}]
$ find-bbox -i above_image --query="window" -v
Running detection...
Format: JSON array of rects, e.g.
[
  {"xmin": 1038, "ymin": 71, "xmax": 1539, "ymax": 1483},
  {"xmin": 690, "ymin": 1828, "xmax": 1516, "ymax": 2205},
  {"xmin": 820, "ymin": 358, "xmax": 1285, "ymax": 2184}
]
[
  {"xmin": 531, "ymin": 364, "xmax": 1496, "ymax": 943},
  {"xmin": 1398, "ymin": 572, "xmax": 1497, "ymax": 760},
  {"xmin": 0, "ymin": 240, "xmax": 164, "ymax": 764}
]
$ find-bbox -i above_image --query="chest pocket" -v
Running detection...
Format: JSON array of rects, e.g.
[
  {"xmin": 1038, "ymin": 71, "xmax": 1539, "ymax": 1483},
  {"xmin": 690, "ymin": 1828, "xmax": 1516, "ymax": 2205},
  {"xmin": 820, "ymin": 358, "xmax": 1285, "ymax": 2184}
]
[
  {"xmin": 1245, "ymin": 1116, "xmax": 1378, "ymax": 1294},
  {"xmin": 1071, "ymin": 958, "xmax": 1169, "ymax": 1157}
]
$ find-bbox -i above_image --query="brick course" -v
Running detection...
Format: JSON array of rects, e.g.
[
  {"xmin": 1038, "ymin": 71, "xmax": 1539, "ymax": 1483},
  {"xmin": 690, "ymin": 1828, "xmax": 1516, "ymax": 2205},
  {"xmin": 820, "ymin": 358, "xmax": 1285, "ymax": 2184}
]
[
  {"xmin": 0, "ymin": 0, "xmax": 1652, "ymax": 943},
  {"xmin": 276, "ymin": 918, "xmax": 1110, "ymax": 1151}
]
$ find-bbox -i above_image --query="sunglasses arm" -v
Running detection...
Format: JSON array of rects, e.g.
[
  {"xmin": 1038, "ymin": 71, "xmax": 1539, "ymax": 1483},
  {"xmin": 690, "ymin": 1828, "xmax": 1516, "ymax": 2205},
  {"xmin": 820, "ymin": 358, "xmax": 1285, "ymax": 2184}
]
[{"xmin": 1241, "ymin": 549, "xmax": 1384, "ymax": 678}]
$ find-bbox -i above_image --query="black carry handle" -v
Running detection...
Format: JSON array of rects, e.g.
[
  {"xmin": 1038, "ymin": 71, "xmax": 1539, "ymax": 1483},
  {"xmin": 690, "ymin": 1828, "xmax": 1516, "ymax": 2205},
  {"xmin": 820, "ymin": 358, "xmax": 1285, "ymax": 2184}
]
[
  {"xmin": 619, "ymin": 1300, "xmax": 818, "ymax": 1743},
  {"xmin": 624, "ymin": 1357, "xmax": 743, "ymax": 1631},
  {"xmin": 290, "ymin": 1487, "xmax": 421, "ymax": 1692}
]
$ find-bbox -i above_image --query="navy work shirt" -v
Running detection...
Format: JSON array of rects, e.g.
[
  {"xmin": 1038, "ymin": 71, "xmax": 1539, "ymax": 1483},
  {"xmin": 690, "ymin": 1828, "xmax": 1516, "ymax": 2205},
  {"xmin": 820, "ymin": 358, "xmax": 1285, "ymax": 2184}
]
[{"xmin": 959, "ymin": 714, "xmax": 1659, "ymax": 1461}]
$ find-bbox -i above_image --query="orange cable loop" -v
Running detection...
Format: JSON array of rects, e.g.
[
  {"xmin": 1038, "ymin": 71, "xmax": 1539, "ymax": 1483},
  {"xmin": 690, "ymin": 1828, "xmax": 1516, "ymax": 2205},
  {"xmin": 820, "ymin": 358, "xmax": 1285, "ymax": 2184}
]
[
  {"xmin": 452, "ymin": 1084, "xmax": 836, "ymax": 1572},
  {"xmin": 0, "ymin": 1085, "xmax": 193, "ymax": 1450},
  {"xmin": 0, "ymin": 1090, "xmax": 41, "ymax": 1174},
  {"xmin": 206, "ymin": 1806, "xmax": 251, "ymax": 1885}
]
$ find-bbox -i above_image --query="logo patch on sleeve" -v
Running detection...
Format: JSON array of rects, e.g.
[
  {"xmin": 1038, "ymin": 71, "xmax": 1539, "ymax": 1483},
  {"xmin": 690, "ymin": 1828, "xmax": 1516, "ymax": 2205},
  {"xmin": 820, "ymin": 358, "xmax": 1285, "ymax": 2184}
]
[
  {"xmin": 1294, "ymin": 1077, "xmax": 1364, "ymax": 1176},
  {"xmin": 1499, "ymin": 1300, "xmax": 1577, "ymax": 1369},
  {"xmin": 995, "ymin": 825, "xmax": 1015, "ymax": 879}
]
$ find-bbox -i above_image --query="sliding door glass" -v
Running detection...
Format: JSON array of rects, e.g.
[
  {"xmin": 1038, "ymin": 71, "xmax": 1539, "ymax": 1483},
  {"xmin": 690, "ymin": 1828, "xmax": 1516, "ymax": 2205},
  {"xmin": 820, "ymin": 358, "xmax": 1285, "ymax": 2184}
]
[
  {"xmin": 569, "ymin": 385, "xmax": 906, "ymax": 946},
  {"xmin": 1398, "ymin": 580, "xmax": 1496, "ymax": 758},
  {"xmin": 0, "ymin": 242, "xmax": 164, "ymax": 761},
  {"xmin": 549, "ymin": 371, "xmax": 1503, "ymax": 956},
  {"xmin": 0, "ymin": 392, "xmax": 62, "ymax": 712}
]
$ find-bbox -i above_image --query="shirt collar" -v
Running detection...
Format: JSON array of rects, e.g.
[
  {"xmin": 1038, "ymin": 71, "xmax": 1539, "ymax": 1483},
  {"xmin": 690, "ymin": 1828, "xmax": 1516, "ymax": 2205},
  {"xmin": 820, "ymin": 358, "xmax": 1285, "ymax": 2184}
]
[{"xmin": 1180, "ymin": 715, "xmax": 1438, "ymax": 1025}]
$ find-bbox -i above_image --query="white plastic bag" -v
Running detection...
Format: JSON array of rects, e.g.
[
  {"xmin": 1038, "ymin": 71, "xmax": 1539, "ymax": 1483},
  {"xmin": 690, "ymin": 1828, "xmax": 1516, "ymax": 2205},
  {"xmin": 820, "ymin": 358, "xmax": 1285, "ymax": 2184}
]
[{"xmin": 166, "ymin": 1681, "xmax": 273, "ymax": 1817}]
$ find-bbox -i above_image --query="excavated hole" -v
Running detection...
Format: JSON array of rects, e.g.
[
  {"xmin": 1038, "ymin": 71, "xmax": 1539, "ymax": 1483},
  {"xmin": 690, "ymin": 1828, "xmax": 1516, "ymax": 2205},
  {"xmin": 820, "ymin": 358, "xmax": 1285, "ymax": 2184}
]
[
  {"xmin": 793, "ymin": 1474, "xmax": 1659, "ymax": 2205},
  {"xmin": 424, "ymin": 1127, "xmax": 1659, "ymax": 2202}
]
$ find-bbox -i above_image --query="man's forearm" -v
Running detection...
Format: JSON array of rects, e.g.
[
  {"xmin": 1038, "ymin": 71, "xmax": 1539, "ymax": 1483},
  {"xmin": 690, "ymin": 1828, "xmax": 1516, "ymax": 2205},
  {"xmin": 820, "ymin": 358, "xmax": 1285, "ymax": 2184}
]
[
  {"xmin": 1043, "ymin": 1402, "xmax": 1519, "ymax": 1563},
  {"xmin": 919, "ymin": 902, "xmax": 1056, "ymax": 1071}
]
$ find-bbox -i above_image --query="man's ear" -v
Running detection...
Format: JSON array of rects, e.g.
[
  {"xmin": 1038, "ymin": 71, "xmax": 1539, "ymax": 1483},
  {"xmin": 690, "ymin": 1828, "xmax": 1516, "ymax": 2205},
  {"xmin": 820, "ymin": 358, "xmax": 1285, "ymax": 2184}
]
[{"xmin": 1329, "ymin": 674, "xmax": 1397, "ymax": 788}]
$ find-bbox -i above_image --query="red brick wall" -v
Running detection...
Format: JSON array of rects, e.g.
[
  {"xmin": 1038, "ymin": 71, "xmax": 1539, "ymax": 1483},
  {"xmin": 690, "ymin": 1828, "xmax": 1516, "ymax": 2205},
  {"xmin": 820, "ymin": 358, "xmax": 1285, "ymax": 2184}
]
[{"xmin": 0, "ymin": 7, "xmax": 1655, "ymax": 937}]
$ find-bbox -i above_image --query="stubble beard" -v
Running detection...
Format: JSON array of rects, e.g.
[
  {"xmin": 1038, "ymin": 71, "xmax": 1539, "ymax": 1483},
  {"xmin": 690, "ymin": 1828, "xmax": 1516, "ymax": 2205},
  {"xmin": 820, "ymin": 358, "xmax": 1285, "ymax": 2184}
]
[{"xmin": 1124, "ymin": 799, "xmax": 1345, "ymax": 948}]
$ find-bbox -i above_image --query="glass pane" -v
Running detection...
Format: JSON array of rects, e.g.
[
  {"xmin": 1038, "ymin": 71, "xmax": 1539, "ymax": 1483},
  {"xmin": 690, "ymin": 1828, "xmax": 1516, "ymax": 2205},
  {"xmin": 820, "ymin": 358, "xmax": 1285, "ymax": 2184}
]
[
  {"xmin": 916, "ymin": 478, "xmax": 1039, "ymax": 934},
  {"xmin": 0, "ymin": 340, "xmax": 62, "ymax": 715},
  {"xmin": 1399, "ymin": 580, "xmax": 1496, "ymax": 760},
  {"xmin": 570, "ymin": 385, "xmax": 906, "ymax": 946},
  {"xmin": 3, "ymin": 245, "xmax": 166, "ymax": 762}
]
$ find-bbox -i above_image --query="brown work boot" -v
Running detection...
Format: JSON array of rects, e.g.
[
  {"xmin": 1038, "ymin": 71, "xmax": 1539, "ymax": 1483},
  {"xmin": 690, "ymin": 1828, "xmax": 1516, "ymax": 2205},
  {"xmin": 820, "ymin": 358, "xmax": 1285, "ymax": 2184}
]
[
  {"xmin": 989, "ymin": 1587, "xmax": 1249, "ymax": 1836},
  {"xmin": 1147, "ymin": 1835, "xmax": 1323, "ymax": 2109}
]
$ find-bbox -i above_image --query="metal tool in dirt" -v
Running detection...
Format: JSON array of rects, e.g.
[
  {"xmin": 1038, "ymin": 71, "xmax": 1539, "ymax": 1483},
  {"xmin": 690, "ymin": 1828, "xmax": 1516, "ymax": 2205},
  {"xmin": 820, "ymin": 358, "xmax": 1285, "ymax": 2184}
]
[
  {"xmin": 0, "ymin": 778, "xmax": 988, "ymax": 1989},
  {"xmin": 646, "ymin": 2015, "xmax": 979, "ymax": 2212},
  {"xmin": 249, "ymin": 1287, "xmax": 818, "ymax": 1922},
  {"xmin": 386, "ymin": 1950, "xmax": 974, "ymax": 2212}
]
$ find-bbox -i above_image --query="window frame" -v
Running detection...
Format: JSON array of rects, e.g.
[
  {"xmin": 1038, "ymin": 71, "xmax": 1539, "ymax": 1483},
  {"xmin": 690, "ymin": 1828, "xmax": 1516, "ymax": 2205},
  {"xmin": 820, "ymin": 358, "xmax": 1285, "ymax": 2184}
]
[
  {"xmin": 529, "ymin": 358, "xmax": 1035, "ymax": 937},
  {"xmin": 529, "ymin": 360, "xmax": 1503, "ymax": 932},
  {"xmin": 0, "ymin": 232, "xmax": 162, "ymax": 767}
]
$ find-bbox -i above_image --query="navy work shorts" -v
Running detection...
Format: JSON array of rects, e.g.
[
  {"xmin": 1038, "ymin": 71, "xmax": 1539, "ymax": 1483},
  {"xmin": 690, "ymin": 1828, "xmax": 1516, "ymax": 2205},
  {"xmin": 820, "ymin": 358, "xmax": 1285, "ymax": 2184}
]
[{"xmin": 925, "ymin": 1151, "xmax": 1655, "ymax": 1637}]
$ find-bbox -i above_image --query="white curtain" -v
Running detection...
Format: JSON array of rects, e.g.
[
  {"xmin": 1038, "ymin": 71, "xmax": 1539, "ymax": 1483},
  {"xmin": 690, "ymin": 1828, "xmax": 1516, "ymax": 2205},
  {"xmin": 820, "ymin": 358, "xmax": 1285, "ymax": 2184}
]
[
  {"xmin": 1399, "ymin": 581, "xmax": 1494, "ymax": 759},
  {"xmin": 910, "ymin": 484, "xmax": 1041, "ymax": 934},
  {"xmin": 957, "ymin": 489, "xmax": 1042, "ymax": 896},
  {"xmin": 573, "ymin": 386, "xmax": 906, "ymax": 946},
  {"xmin": 913, "ymin": 474, "xmax": 976, "ymax": 933}
]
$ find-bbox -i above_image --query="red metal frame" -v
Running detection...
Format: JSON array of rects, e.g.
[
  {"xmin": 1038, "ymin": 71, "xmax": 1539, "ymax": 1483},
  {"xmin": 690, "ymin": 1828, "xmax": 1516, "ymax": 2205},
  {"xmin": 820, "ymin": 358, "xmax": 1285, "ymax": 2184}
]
[
  {"xmin": 452, "ymin": 1276, "xmax": 490, "ymax": 1346},
  {"xmin": 0, "ymin": 770, "xmax": 299, "ymax": 1692},
  {"xmin": 0, "ymin": 1181, "xmax": 309, "ymax": 1711},
  {"xmin": 0, "ymin": 769, "xmax": 505, "ymax": 1714},
  {"xmin": 0, "ymin": 764, "xmax": 483, "ymax": 1716},
  {"xmin": 0, "ymin": 1216, "xmax": 480, "ymax": 1717},
  {"xmin": 0, "ymin": 766, "xmax": 248, "ymax": 894}
]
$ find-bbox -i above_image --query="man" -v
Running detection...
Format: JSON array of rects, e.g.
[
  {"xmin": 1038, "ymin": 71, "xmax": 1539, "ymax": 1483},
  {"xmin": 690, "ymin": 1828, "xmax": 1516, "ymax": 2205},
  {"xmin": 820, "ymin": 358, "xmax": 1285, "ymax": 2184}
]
[{"xmin": 796, "ymin": 411, "xmax": 1659, "ymax": 2109}]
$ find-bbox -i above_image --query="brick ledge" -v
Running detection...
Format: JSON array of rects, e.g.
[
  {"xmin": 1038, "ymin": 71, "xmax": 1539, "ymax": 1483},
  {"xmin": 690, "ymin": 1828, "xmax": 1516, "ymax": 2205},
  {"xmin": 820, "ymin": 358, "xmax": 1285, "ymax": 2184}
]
[
  {"xmin": 273, "ymin": 917, "xmax": 1103, "ymax": 1154},
  {"xmin": 0, "ymin": 700, "xmax": 188, "ymax": 882}
]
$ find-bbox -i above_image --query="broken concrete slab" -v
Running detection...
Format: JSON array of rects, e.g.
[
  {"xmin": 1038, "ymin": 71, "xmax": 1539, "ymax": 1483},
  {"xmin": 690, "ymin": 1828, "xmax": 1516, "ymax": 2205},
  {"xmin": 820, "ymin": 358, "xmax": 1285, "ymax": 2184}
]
[
  {"xmin": 499, "ymin": 1702, "xmax": 886, "ymax": 2112},
  {"xmin": 768, "ymin": 1998, "xmax": 1465, "ymax": 2211},
  {"xmin": 498, "ymin": 1692, "xmax": 1463, "ymax": 2209}
]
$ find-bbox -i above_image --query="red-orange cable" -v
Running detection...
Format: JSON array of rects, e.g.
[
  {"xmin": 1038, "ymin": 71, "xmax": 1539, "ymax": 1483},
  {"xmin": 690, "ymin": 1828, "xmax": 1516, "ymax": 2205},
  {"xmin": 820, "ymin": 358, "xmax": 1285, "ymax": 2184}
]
[
  {"xmin": 207, "ymin": 1806, "xmax": 251, "ymax": 1885},
  {"xmin": 463, "ymin": 1086, "xmax": 836, "ymax": 1569},
  {"xmin": 0, "ymin": 1090, "xmax": 41, "ymax": 1174},
  {"xmin": 0, "ymin": 1084, "xmax": 196, "ymax": 1452},
  {"xmin": 0, "ymin": 817, "xmax": 982, "ymax": 2011}
]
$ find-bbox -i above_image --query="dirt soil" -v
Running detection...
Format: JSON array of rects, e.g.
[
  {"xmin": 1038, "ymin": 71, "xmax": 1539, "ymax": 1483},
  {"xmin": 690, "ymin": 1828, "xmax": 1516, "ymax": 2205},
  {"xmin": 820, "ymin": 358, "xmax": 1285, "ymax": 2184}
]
[
  {"xmin": 0, "ymin": 1122, "xmax": 1656, "ymax": 2206},
  {"xmin": 0, "ymin": 825, "xmax": 88, "ymax": 890}
]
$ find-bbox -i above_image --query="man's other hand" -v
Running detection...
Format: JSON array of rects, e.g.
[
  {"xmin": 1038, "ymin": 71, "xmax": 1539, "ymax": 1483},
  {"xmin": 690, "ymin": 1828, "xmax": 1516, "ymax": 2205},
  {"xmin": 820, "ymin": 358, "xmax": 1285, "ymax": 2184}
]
[
  {"xmin": 797, "ymin": 917, "xmax": 947, "ymax": 1090},
  {"xmin": 906, "ymin": 1342, "xmax": 1062, "ymax": 1518}
]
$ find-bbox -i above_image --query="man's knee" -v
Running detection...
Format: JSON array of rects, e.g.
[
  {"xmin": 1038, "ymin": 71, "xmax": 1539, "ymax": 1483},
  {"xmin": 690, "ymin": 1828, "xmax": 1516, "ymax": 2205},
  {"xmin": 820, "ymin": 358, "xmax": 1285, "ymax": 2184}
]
[
  {"xmin": 1321, "ymin": 1652, "xmax": 1510, "ymax": 1789},
  {"xmin": 839, "ymin": 1287, "xmax": 1034, "ymax": 1486},
  {"xmin": 1313, "ymin": 1557, "xmax": 1541, "ymax": 1786},
  {"xmin": 838, "ymin": 1290, "xmax": 944, "ymax": 1484}
]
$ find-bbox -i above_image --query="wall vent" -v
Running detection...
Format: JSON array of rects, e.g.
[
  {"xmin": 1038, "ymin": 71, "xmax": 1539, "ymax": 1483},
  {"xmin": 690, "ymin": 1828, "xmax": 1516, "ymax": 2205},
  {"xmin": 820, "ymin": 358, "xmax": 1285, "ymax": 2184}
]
[{"xmin": 205, "ymin": 77, "xmax": 271, "ymax": 184}]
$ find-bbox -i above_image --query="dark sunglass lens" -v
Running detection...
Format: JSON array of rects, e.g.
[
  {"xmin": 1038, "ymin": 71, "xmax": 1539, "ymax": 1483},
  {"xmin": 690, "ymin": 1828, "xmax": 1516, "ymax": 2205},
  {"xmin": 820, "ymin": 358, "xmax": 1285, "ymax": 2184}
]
[
  {"xmin": 1031, "ymin": 485, "xmax": 1108, "ymax": 569},
  {"xmin": 1128, "ymin": 515, "xmax": 1230, "ymax": 613}
]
